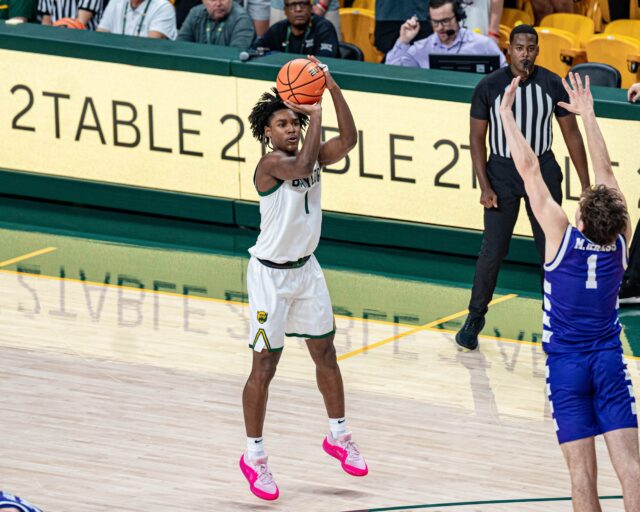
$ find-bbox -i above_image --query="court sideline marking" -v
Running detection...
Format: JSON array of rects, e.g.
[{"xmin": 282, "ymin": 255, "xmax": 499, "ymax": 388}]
[
  {"xmin": 337, "ymin": 294, "xmax": 518, "ymax": 361},
  {"xmin": 0, "ymin": 247, "xmax": 57, "ymax": 268},
  {"xmin": 345, "ymin": 495, "xmax": 623, "ymax": 511},
  {"xmin": 2, "ymin": 266, "xmax": 638, "ymax": 361}
]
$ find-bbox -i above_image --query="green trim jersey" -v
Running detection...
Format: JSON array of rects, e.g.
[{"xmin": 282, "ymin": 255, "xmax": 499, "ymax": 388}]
[{"xmin": 249, "ymin": 162, "xmax": 322, "ymax": 263}]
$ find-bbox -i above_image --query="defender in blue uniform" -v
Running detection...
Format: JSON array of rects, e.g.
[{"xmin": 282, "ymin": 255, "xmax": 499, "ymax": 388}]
[
  {"xmin": 499, "ymin": 73, "xmax": 639, "ymax": 511},
  {"xmin": 0, "ymin": 491, "xmax": 42, "ymax": 512}
]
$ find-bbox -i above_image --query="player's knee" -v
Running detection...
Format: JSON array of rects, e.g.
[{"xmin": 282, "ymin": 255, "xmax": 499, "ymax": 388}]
[
  {"xmin": 251, "ymin": 358, "xmax": 279, "ymax": 383},
  {"xmin": 313, "ymin": 339, "xmax": 338, "ymax": 367},
  {"xmin": 617, "ymin": 456, "xmax": 640, "ymax": 483}
]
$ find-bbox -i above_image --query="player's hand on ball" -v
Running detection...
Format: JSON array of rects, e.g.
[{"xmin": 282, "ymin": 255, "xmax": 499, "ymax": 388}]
[
  {"xmin": 308, "ymin": 55, "xmax": 335, "ymax": 90},
  {"xmin": 480, "ymin": 187, "xmax": 499, "ymax": 209},
  {"xmin": 558, "ymin": 72, "xmax": 594, "ymax": 116},
  {"xmin": 284, "ymin": 99, "xmax": 322, "ymax": 116}
]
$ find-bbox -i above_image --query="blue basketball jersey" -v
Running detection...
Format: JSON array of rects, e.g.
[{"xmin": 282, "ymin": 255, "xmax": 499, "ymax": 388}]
[
  {"xmin": 542, "ymin": 225, "xmax": 628, "ymax": 354},
  {"xmin": 0, "ymin": 492, "xmax": 42, "ymax": 512}
]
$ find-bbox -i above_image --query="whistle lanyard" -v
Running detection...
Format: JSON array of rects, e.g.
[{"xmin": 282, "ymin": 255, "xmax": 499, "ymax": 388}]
[
  {"xmin": 122, "ymin": 0, "xmax": 153, "ymax": 36},
  {"xmin": 284, "ymin": 23, "xmax": 312, "ymax": 53},
  {"xmin": 206, "ymin": 19, "xmax": 225, "ymax": 45}
]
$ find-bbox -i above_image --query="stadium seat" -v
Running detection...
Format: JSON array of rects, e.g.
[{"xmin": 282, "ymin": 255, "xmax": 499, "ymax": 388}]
[
  {"xmin": 632, "ymin": 0, "xmax": 640, "ymax": 20},
  {"xmin": 351, "ymin": 0, "xmax": 374, "ymax": 10},
  {"xmin": 501, "ymin": 8, "xmax": 533, "ymax": 28},
  {"xmin": 498, "ymin": 24, "xmax": 511, "ymax": 53},
  {"xmin": 537, "ymin": 27, "xmax": 586, "ymax": 76},
  {"xmin": 339, "ymin": 8, "xmax": 383, "ymax": 63},
  {"xmin": 339, "ymin": 41, "xmax": 364, "ymax": 61},
  {"xmin": 605, "ymin": 19, "xmax": 640, "ymax": 41},
  {"xmin": 516, "ymin": 0, "xmax": 535, "ymax": 22},
  {"xmin": 585, "ymin": 34, "xmax": 640, "ymax": 87},
  {"xmin": 540, "ymin": 13, "xmax": 594, "ymax": 48},
  {"xmin": 577, "ymin": 0, "xmax": 603, "ymax": 32},
  {"xmin": 569, "ymin": 62, "xmax": 622, "ymax": 88}
]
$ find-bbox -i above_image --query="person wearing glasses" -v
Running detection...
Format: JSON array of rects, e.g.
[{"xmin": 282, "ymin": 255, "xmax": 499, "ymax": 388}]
[
  {"xmin": 253, "ymin": 0, "xmax": 338, "ymax": 57},
  {"xmin": 386, "ymin": 0, "xmax": 506, "ymax": 69},
  {"xmin": 270, "ymin": 0, "xmax": 339, "ymax": 36},
  {"xmin": 177, "ymin": 0, "xmax": 256, "ymax": 47}
]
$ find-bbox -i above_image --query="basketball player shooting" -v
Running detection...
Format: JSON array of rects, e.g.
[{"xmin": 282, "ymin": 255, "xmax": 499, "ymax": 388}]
[
  {"xmin": 500, "ymin": 73, "xmax": 640, "ymax": 511},
  {"xmin": 240, "ymin": 56, "xmax": 367, "ymax": 501}
]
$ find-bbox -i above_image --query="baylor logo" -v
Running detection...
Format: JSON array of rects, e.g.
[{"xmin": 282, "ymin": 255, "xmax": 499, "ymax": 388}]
[{"xmin": 257, "ymin": 311, "xmax": 268, "ymax": 324}]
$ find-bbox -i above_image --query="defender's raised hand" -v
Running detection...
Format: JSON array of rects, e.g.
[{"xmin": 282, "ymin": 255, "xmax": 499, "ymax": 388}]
[
  {"xmin": 499, "ymin": 77, "xmax": 521, "ymax": 113},
  {"xmin": 558, "ymin": 72, "xmax": 594, "ymax": 116}
]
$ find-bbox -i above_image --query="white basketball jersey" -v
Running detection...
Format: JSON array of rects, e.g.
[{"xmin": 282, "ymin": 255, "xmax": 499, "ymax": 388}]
[{"xmin": 249, "ymin": 162, "xmax": 322, "ymax": 263}]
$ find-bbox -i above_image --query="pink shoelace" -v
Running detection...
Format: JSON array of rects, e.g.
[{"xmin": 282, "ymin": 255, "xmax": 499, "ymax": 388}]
[
  {"xmin": 256, "ymin": 461, "xmax": 275, "ymax": 486},
  {"xmin": 340, "ymin": 438, "xmax": 364, "ymax": 463}
]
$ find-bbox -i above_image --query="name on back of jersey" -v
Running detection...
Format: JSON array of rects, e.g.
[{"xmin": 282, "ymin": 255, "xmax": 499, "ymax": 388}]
[{"xmin": 574, "ymin": 238, "xmax": 617, "ymax": 252}]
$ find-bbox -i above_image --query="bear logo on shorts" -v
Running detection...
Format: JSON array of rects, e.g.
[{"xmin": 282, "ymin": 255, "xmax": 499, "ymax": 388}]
[{"xmin": 257, "ymin": 311, "xmax": 268, "ymax": 324}]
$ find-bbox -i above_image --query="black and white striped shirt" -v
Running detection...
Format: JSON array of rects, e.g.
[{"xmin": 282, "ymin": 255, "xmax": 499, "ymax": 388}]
[
  {"xmin": 471, "ymin": 66, "xmax": 571, "ymax": 158},
  {"xmin": 38, "ymin": 0, "xmax": 104, "ymax": 29}
]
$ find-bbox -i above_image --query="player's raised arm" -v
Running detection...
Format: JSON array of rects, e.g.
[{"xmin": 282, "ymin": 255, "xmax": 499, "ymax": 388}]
[
  {"xmin": 558, "ymin": 73, "xmax": 632, "ymax": 242},
  {"xmin": 499, "ymin": 76, "xmax": 569, "ymax": 260},
  {"xmin": 309, "ymin": 57, "xmax": 358, "ymax": 166}
]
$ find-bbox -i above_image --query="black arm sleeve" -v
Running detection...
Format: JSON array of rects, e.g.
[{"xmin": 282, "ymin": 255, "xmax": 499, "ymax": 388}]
[
  {"xmin": 470, "ymin": 79, "xmax": 490, "ymax": 120},
  {"xmin": 553, "ymin": 75, "xmax": 571, "ymax": 117}
]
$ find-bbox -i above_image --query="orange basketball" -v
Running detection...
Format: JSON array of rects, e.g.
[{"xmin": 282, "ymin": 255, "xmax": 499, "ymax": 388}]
[
  {"xmin": 276, "ymin": 58, "xmax": 326, "ymax": 105},
  {"xmin": 53, "ymin": 17, "xmax": 86, "ymax": 29}
]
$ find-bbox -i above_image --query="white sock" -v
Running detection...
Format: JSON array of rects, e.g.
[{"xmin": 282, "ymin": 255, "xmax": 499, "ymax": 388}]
[
  {"xmin": 329, "ymin": 417, "xmax": 347, "ymax": 439},
  {"xmin": 246, "ymin": 437, "xmax": 265, "ymax": 459}
]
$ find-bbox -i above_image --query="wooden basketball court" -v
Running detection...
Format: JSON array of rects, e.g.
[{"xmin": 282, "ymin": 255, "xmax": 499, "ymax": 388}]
[{"xmin": 1, "ymin": 235, "xmax": 638, "ymax": 512}]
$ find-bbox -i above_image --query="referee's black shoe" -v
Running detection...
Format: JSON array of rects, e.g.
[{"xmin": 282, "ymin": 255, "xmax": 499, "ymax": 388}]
[{"xmin": 455, "ymin": 315, "xmax": 485, "ymax": 351}]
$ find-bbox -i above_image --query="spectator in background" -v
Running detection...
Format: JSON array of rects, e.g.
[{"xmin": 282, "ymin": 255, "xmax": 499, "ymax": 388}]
[
  {"xmin": 0, "ymin": 0, "xmax": 36, "ymax": 21},
  {"xmin": 177, "ymin": 0, "xmax": 269, "ymax": 33},
  {"xmin": 386, "ymin": 0, "xmax": 506, "ymax": 68},
  {"xmin": 375, "ymin": 0, "xmax": 431, "ymax": 57},
  {"xmin": 97, "ymin": 0, "xmax": 177, "ymax": 38},
  {"xmin": 255, "ymin": 0, "xmax": 338, "ymax": 57},
  {"xmin": 270, "ymin": 0, "xmax": 340, "ymax": 37},
  {"xmin": 39, "ymin": 0, "xmax": 103, "ymax": 29},
  {"xmin": 462, "ymin": 0, "xmax": 503, "ymax": 42},
  {"xmin": 178, "ymin": 0, "xmax": 255, "ymax": 46},
  {"xmin": 530, "ymin": 0, "xmax": 575, "ymax": 24}
]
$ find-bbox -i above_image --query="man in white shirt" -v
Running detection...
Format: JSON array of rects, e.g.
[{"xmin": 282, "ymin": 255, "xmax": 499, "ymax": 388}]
[
  {"xmin": 386, "ymin": 0, "xmax": 506, "ymax": 69},
  {"xmin": 461, "ymin": 0, "xmax": 503, "ymax": 41},
  {"xmin": 97, "ymin": 0, "xmax": 177, "ymax": 39}
]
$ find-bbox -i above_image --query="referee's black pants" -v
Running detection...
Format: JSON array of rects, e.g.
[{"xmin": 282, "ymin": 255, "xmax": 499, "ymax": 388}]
[
  {"xmin": 624, "ymin": 219, "xmax": 640, "ymax": 284},
  {"xmin": 468, "ymin": 151, "xmax": 563, "ymax": 318}
]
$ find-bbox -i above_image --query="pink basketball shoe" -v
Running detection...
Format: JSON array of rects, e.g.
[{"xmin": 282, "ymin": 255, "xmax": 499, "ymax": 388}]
[
  {"xmin": 322, "ymin": 432, "xmax": 368, "ymax": 477},
  {"xmin": 239, "ymin": 452, "xmax": 279, "ymax": 501}
]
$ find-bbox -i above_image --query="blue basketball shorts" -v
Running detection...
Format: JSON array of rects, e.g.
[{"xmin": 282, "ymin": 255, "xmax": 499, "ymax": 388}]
[{"xmin": 546, "ymin": 348, "xmax": 637, "ymax": 444}]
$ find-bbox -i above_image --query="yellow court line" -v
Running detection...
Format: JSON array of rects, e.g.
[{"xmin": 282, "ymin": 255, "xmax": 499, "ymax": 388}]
[
  {"xmin": 337, "ymin": 294, "xmax": 518, "ymax": 361},
  {"xmin": 0, "ymin": 267, "xmax": 417, "ymax": 329},
  {"xmin": 0, "ymin": 247, "xmax": 57, "ymax": 268}
]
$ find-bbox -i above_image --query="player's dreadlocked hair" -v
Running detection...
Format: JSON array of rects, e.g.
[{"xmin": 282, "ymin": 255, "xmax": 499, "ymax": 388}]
[
  {"xmin": 248, "ymin": 88, "xmax": 309, "ymax": 145},
  {"xmin": 580, "ymin": 185, "xmax": 629, "ymax": 245}
]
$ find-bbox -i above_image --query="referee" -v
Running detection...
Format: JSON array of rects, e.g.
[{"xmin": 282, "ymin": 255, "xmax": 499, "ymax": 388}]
[{"xmin": 456, "ymin": 24, "xmax": 590, "ymax": 350}]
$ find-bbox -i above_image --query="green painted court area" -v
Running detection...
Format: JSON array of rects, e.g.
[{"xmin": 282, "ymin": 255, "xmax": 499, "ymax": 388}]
[{"xmin": 0, "ymin": 195, "xmax": 638, "ymax": 357}]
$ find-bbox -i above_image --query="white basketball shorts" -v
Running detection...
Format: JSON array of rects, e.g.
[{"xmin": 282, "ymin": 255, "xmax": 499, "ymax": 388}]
[{"xmin": 247, "ymin": 255, "xmax": 335, "ymax": 352}]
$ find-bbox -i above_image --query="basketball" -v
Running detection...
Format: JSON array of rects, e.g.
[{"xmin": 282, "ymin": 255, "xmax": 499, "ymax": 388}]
[
  {"xmin": 53, "ymin": 18, "xmax": 86, "ymax": 29},
  {"xmin": 276, "ymin": 58, "xmax": 326, "ymax": 105}
]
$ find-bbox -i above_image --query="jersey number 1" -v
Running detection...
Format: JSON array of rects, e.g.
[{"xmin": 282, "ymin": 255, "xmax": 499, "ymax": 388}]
[{"xmin": 586, "ymin": 254, "xmax": 598, "ymax": 289}]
